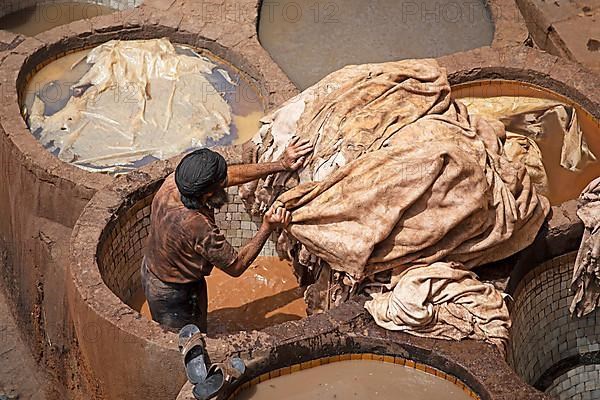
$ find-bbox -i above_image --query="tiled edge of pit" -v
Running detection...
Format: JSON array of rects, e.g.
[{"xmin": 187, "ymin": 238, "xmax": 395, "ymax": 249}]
[{"xmin": 226, "ymin": 353, "xmax": 481, "ymax": 400}]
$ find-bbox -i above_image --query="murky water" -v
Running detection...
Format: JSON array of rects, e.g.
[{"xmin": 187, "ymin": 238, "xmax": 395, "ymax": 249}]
[
  {"xmin": 258, "ymin": 0, "xmax": 494, "ymax": 89},
  {"xmin": 0, "ymin": 2, "xmax": 115, "ymax": 36},
  {"xmin": 130, "ymin": 257, "xmax": 307, "ymax": 335},
  {"xmin": 452, "ymin": 81, "xmax": 600, "ymax": 205},
  {"xmin": 21, "ymin": 43, "xmax": 264, "ymax": 173},
  {"xmin": 235, "ymin": 360, "xmax": 473, "ymax": 400}
]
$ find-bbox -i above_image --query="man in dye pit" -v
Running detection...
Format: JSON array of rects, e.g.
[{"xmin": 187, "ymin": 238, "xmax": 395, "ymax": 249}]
[{"xmin": 141, "ymin": 139, "xmax": 312, "ymax": 331}]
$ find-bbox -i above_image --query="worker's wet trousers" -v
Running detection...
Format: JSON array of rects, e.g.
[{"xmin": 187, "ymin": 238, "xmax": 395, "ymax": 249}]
[{"xmin": 141, "ymin": 258, "xmax": 208, "ymax": 332}]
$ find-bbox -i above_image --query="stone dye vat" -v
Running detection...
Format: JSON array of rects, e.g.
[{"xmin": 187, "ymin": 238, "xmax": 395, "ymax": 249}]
[
  {"xmin": 96, "ymin": 174, "xmax": 303, "ymax": 336},
  {"xmin": 0, "ymin": 2, "xmax": 116, "ymax": 37},
  {"xmin": 452, "ymin": 80, "xmax": 600, "ymax": 205},
  {"xmin": 508, "ymin": 252, "xmax": 600, "ymax": 400},
  {"xmin": 258, "ymin": 0, "xmax": 495, "ymax": 89},
  {"xmin": 21, "ymin": 38, "xmax": 264, "ymax": 173},
  {"xmin": 232, "ymin": 359, "xmax": 476, "ymax": 400}
]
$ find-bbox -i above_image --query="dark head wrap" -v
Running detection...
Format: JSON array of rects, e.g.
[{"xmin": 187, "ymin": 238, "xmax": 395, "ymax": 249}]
[{"xmin": 175, "ymin": 149, "xmax": 228, "ymax": 210}]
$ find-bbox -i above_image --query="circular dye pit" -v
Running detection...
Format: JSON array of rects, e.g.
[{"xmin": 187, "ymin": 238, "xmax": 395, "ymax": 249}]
[
  {"xmin": 131, "ymin": 256, "xmax": 307, "ymax": 335},
  {"xmin": 21, "ymin": 39, "xmax": 264, "ymax": 173},
  {"xmin": 452, "ymin": 80, "xmax": 600, "ymax": 205},
  {"xmin": 234, "ymin": 359, "xmax": 476, "ymax": 400},
  {"xmin": 508, "ymin": 252, "xmax": 600, "ymax": 399},
  {"xmin": 258, "ymin": 0, "xmax": 494, "ymax": 89},
  {"xmin": 0, "ymin": 2, "xmax": 116, "ymax": 36},
  {"xmin": 98, "ymin": 185, "xmax": 305, "ymax": 337}
]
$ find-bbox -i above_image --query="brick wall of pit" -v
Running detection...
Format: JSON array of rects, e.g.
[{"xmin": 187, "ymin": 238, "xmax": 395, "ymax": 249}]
[
  {"xmin": 547, "ymin": 364, "xmax": 600, "ymax": 400},
  {"xmin": 508, "ymin": 252, "xmax": 600, "ymax": 399},
  {"xmin": 216, "ymin": 186, "xmax": 278, "ymax": 256}
]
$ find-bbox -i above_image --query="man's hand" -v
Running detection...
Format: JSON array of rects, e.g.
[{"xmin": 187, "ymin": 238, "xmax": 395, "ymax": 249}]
[
  {"xmin": 263, "ymin": 205, "xmax": 292, "ymax": 230},
  {"xmin": 280, "ymin": 137, "xmax": 313, "ymax": 171},
  {"xmin": 225, "ymin": 205, "xmax": 292, "ymax": 278}
]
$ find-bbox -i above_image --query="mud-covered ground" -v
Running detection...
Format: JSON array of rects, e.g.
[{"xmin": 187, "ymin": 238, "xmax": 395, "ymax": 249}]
[{"xmin": 0, "ymin": 285, "xmax": 47, "ymax": 400}]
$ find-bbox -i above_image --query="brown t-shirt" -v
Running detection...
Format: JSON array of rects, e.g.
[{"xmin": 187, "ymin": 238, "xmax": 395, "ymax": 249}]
[{"xmin": 144, "ymin": 174, "xmax": 237, "ymax": 284}]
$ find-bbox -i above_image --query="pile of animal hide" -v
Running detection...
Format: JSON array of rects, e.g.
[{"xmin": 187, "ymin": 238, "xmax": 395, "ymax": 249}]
[
  {"xmin": 570, "ymin": 177, "xmax": 600, "ymax": 317},
  {"xmin": 28, "ymin": 39, "xmax": 232, "ymax": 172},
  {"xmin": 459, "ymin": 96, "xmax": 596, "ymax": 174},
  {"xmin": 240, "ymin": 59, "xmax": 551, "ymax": 351}
]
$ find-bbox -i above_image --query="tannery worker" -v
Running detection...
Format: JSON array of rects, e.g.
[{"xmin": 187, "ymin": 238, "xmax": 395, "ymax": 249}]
[{"xmin": 141, "ymin": 139, "xmax": 312, "ymax": 331}]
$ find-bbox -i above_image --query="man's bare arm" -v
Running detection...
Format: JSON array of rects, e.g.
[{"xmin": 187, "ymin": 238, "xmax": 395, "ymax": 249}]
[
  {"xmin": 220, "ymin": 207, "xmax": 291, "ymax": 277},
  {"xmin": 226, "ymin": 162, "xmax": 287, "ymax": 187},
  {"xmin": 225, "ymin": 137, "xmax": 312, "ymax": 187}
]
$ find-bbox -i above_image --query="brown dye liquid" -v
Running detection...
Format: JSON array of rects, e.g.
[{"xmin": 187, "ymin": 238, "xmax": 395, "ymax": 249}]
[
  {"xmin": 232, "ymin": 111, "xmax": 264, "ymax": 145},
  {"xmin": 452, "ymin": 80, "xmax": 600, "ymax": 205},
  {"xmin": 22, "ymin": 45, "xmax": 264, "ymax": 171},
  {"xmin": 130, "ymin": 257, "xmax": 307, "ymax": 335},
  {"xmin": 235, "ymin": 360, "xmax": 473, "ymax": 400},
  {"xmin": 0, "ymin": 2, "xmax": 114, "ymax": 37},
  {"xmin": 130, "ymin": 290, "xmax": 149, "ymax": 319}
]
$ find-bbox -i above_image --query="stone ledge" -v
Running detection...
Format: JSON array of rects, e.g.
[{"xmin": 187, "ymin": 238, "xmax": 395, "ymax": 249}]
[{"xmin": 515, "ymin": 0, "xmax": 600, "ymax": 74}]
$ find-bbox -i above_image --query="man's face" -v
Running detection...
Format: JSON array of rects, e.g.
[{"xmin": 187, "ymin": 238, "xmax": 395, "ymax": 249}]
[{"xmin": 205, "ymin": 185, "xmax": 229, "ymax": 209}]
